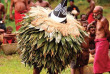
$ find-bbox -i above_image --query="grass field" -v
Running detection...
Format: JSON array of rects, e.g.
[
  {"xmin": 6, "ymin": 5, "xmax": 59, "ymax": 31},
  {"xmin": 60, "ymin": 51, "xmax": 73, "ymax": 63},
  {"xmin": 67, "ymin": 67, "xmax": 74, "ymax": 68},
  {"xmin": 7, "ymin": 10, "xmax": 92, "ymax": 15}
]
[
  {"xmin": 0, "ymin": 51, "xmax": 110, "ymax": 74},
  {"xmin": 0, "ymin": 51, "xmax": 72, "ymax": 74},
  {"xmin": 0, "ymin": 0, "xmax": 110, "ymax": 74}
]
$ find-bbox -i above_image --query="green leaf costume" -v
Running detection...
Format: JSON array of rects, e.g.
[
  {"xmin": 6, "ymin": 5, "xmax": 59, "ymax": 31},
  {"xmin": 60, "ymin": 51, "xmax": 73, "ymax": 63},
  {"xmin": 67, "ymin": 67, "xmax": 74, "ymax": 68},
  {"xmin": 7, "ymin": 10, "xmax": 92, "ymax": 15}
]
[{"xmin": 18, "ymin": 5, "xmax": 88, "ymax": 74}]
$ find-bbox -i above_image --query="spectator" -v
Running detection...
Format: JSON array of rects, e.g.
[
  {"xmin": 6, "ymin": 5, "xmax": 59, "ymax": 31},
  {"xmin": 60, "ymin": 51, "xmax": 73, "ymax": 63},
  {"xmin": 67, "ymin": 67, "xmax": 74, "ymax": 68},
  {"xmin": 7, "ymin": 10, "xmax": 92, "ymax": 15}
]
[
  {"xmin": 10, "ymin": 0, "xmax": 29, "ymax": 31},
  {"xmin": 0, "ymin": 2, "xmax": 6, "ymax": 32},
  {"xmin": 86, "ymin": 0, "xmax": 95, "ymax": 24},
  {"xmin": 93, "ymin": 6, "xmax": 110, "ymax": 74},
  {"xmin": 0, "ymin": 29, "xmax": 4, "ymax": 45},
  {"xmin": 78, "ymin": 14, "xmax": 88, "ymax": 26},
  {"xmin": 70, "ymin": 36, "xmax": 89, "ymax": 74},
  {"xmin": 3, "ymin": 26, "xmax": 16, "ymax": 44},
  {"xmin": 28, "ymin": 0, "xmax": 36, "ymax": 7},
  {"xmin": 80, "ymin": 14, "xmax": 87, "ymax": 21},
  {"xmin": 35, "ymin": 0, "xmax": 51, "ymax": 8},
  {"xmin": 67, "ymin": 0, "xmax": 80, "ymax": 19},
  {"xmin": 82, "ymin": 21, "xmax": 88, "ymax": 32},
  {"xmin": 88, "ymin": 26, "xmax": 95, "ymax": 55}
]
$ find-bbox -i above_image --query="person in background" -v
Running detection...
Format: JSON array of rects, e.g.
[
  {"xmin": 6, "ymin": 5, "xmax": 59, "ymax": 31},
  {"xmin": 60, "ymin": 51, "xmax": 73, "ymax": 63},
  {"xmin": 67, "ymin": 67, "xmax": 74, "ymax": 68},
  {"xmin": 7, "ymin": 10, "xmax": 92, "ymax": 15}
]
[
  {"xmin": 28, "ymin": 0, "xmax": 36, "ymax": 7},
  {"xmin": 70, "ymin": 24, "xmax": 89, "ymax": 74},
  {"xmin": 93, "ymin": 6, "xmax": 110, "ymax": 74},
  {"xmin": 80, "ymin": 14, "xmax": 87, "ymax": 22},
  {"xmin": 3, "ymin": 26, "xmax": 16, "ymax": 44},
  {"xmin": 82, "ymin": 21, "xmax": 88, "ymax": 32},
  {"xmin": 0, "ymin": 2, "xmax": 6, "ymax": 32},
  {"xmin": 78, "ymin": 14, "xmax": 88, "ymax": 26},
  {"xmin": 86, "ymin": 0, "xmax": 95, "ymax": 24},
  {"xmin": 0, "ymin": 29, "xmax": 4, "ymax": 45},
  {"xmin": 67, "ymin": 0, "xmax": 80, "ymax": 19},
  {"xmin": 10, "ymin": 0, "xmax": 29, "ymax": 31},
  {"xmin": 88, "ymin": 26, "xmax": 95, "ymax": 55},
  {"xmin": 70, "ymin": 36, "xmax": 89, "ymax": 74},
  {"xmin": 35, "ymin": 0, "xmax": 51, "ymax": 8}
]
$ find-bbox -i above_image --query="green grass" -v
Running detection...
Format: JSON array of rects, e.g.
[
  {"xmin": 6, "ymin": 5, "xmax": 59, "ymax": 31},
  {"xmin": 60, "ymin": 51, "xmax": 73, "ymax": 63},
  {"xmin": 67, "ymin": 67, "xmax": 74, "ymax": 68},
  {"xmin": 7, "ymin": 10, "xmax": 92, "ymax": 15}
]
[
  {"xmin": 0, "ymin": 51, "xmax": 69, "ymax": 74},
  {"xmin": 0, "ymin": 51, "xmax": 33, "ymax": 74},
  {"xmin": 0, "ymin": 51, "xmax": 76, "ymax": 74},
  {"xmin": 0, "ymin": 51, "xmax": 110, "ymax": 74}
]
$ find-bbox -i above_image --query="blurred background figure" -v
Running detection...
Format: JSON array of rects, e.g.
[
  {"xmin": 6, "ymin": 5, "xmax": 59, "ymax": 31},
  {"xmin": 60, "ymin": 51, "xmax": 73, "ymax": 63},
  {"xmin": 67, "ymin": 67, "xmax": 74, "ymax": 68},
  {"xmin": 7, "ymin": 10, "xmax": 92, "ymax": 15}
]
[
  {"xmin": 82, "ymin": 21, "xmax": 88, "ymax": 32},
  {"xmin": 78, "ymin": 14, "xmax": 88, "ymax": 27},
  {"xmin": 10, "ymin": 0, "xmax": 29, "ymax": 31},
  {"xmin": 28, "ymin": 0, "xmax": 36, "ymax": 7},
  {"xmin": 0, "ymin": 2, "xmax": 6, "ymax": 32},
  {"xmin": 86, "ymin": 0, "xmax": 95, "ymax": 24},
  {"xmin": 80, "ymin": 14, "xmax": 87, "ymax": 22},
  {"xmin": 0, "ymin": 29, "xmax": 4, "ymax": 45},
  {"xmin": 88, "ymin": 26, "xmax": 95, "ymax": 55},
  {"xmin": 35, "ymin": 0, "xmax": 51, "ymax": 8},
  {"xmin": 3, "ymin": 26, "xmax": 16, "ymax": 44},
  {"xmin": 67, "ymin": 0, "xmax": 80, "ymax": 19},
  {"xmin": 70, "ymin": 36, "xmax": 89, "ymax": 74}
]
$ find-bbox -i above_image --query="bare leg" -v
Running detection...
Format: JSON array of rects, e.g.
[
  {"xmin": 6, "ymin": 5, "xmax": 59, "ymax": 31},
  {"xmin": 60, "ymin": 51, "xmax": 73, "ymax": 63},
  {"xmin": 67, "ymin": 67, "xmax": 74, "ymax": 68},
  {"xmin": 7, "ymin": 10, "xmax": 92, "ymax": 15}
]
[
  {"xmin": 33, "ymin": 65, "xmax": 43, "ymax": 74},
  {"xmin": 71, "ymin": 68, "xmax": 75, "ymax": 74},
  {"xmin": 33, "ymin": 67, "xmax": 40, "ymax": 74},
  {"xmin": 79, "ymin": 67, "xmax": 83, "ymax": 74},
  {"xmin": 48, "ymin": 68, "xmax": 58, "ymax": 74},
  {"xmin": 33, "ymin": 68, "xmax": 40, "ymax": 74},
  {"xmin": 55, "ymin": 72, "xmax": 58, "ymax": 74}
]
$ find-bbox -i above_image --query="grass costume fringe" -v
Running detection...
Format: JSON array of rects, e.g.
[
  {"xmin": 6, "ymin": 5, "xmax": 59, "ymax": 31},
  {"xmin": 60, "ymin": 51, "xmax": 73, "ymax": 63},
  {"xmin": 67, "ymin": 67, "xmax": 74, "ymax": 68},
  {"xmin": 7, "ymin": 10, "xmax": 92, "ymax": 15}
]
[{"xmin": 17, "ymin": 6, "xmax": 88, "ymax": 73}]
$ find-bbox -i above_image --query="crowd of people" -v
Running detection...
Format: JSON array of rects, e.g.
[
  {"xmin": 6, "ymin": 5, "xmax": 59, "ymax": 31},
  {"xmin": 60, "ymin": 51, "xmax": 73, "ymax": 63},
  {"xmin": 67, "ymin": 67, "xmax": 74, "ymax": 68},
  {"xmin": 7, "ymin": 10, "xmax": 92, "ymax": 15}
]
[
  {"xmin": 0, "ymin": 0, "xmax": 110, "ymax": 74},
  {"xmin": 0, "ymin": 0, "xmax": 51, "ymax": 44}
]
